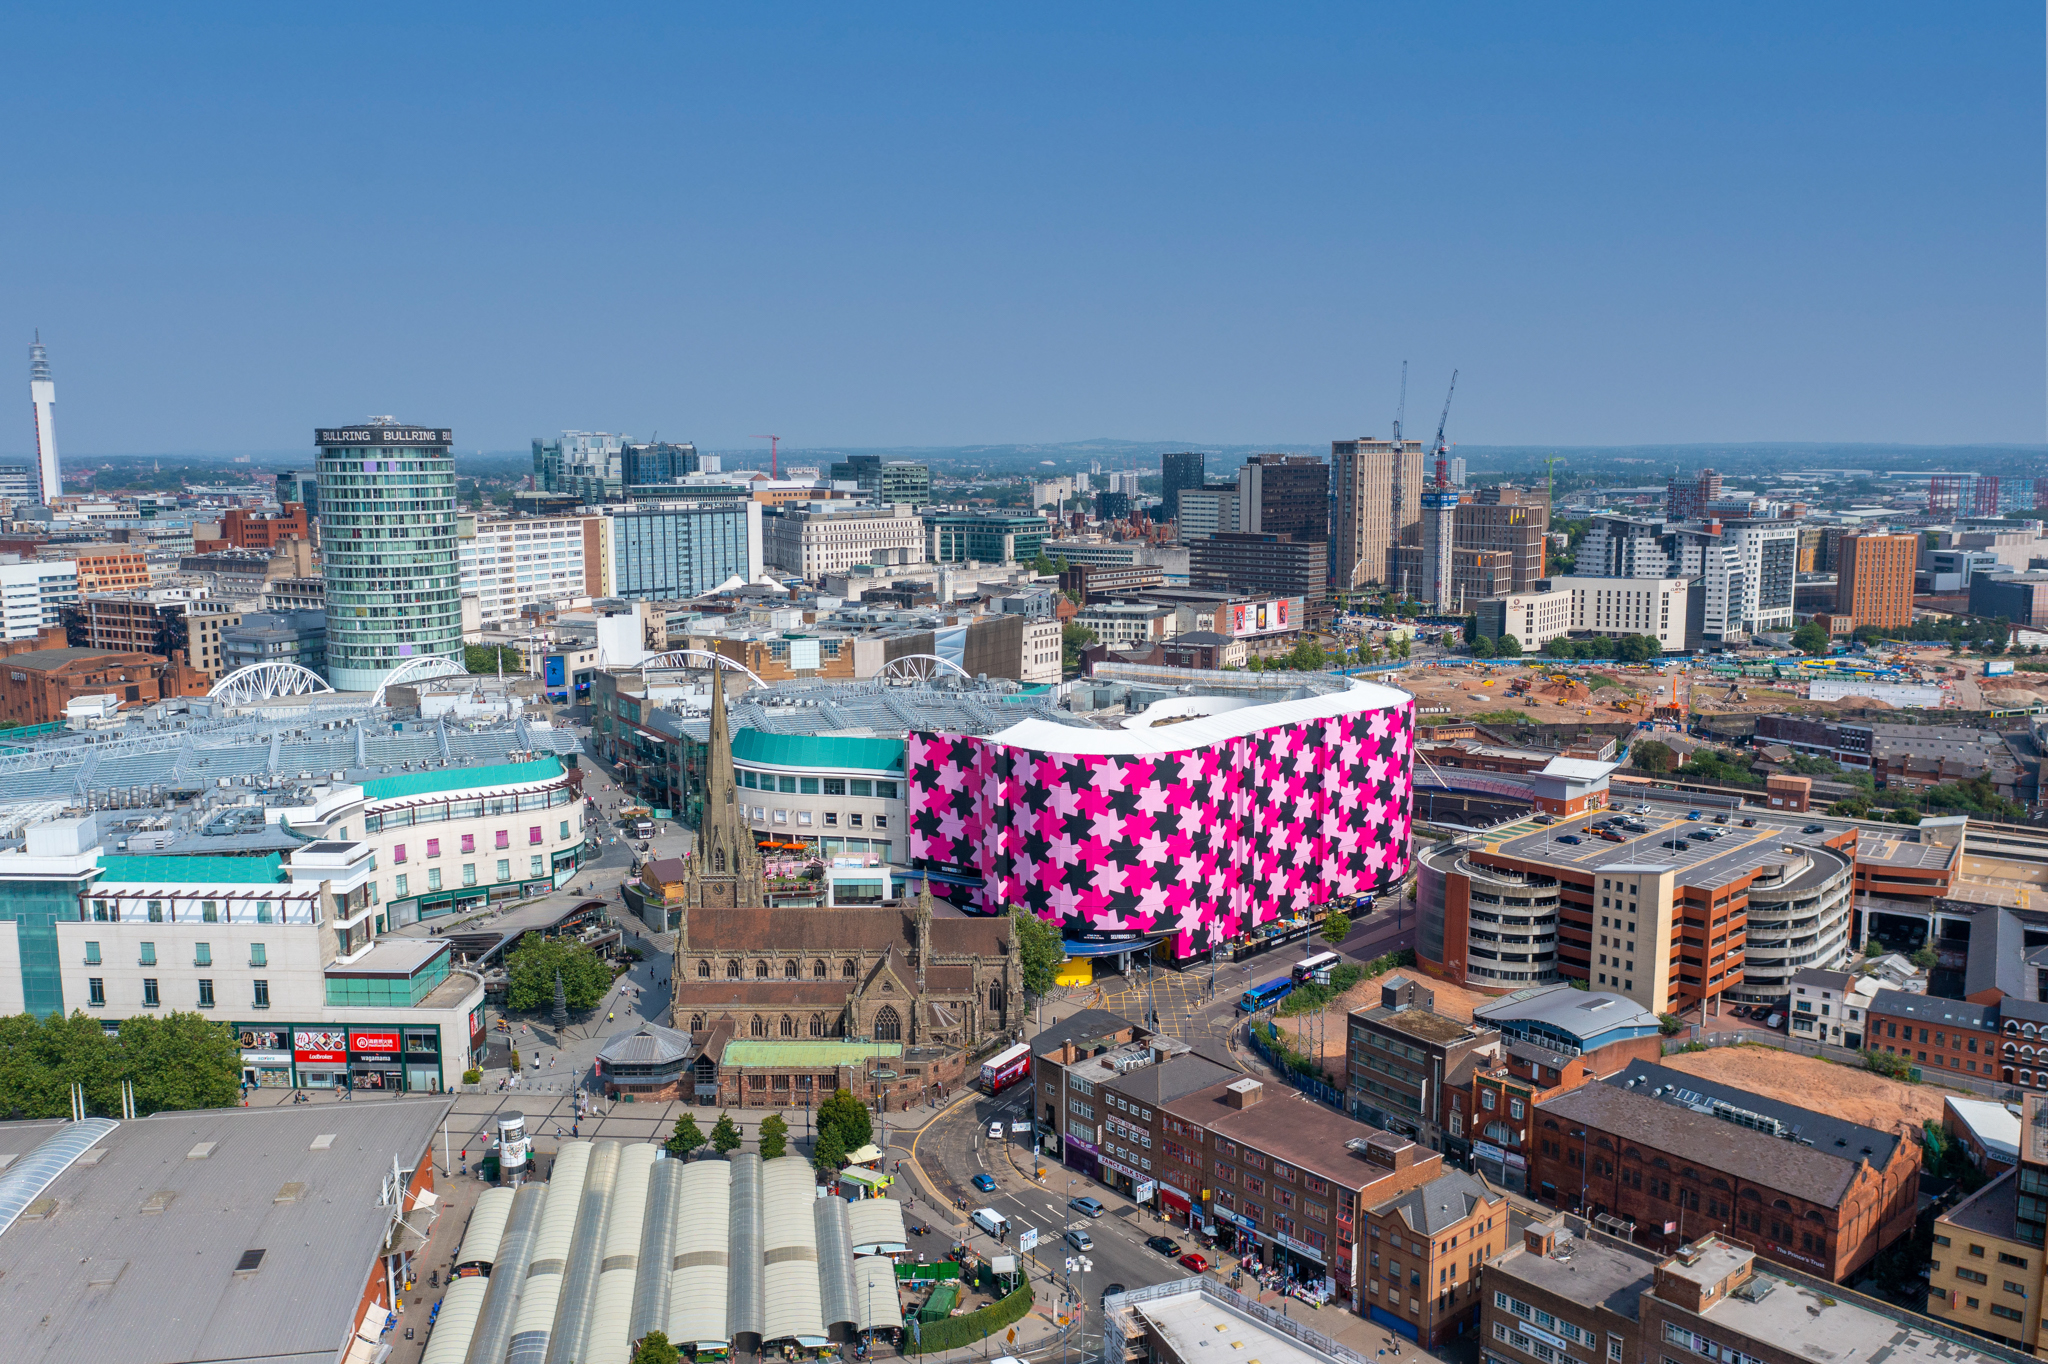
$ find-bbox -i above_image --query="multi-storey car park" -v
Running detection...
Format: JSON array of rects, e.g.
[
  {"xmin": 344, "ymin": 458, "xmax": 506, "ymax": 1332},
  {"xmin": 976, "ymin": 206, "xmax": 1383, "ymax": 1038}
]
[{"xmin": 1418, "ymin": 805, "xmax": 1856, "ymax": 1016}]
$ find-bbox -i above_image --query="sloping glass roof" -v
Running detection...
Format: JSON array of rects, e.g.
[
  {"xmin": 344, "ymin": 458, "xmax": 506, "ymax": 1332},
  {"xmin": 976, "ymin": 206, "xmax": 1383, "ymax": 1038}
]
[{"xmin": 0, "ymin": 1118, "xmax": 118, "ymax": 1239}]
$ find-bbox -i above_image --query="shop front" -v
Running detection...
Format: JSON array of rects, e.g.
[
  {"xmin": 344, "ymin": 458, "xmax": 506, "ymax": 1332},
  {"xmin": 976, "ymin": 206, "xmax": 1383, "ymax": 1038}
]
[
  {"xmin": 1471, "ymin": 1140, "xmax": 1527, "ymax": 1195},
  {"xmin": 238, "ymin": 1027, "xmax": 294, "ymax": 1088},
  {"xmin": 1063, "ymin": 1132, "xmax": 1102, "ymax": 1182},
  {"xmin": 552, "ymin": 848, "xmax": 581, "ymax": 888},
  {"xmin": 1099, "ymin": 1155, "xmax": 1148, "ymax": 1203},
  {"xmin": 401, "ymin": 1027, "xmax": 443, "ymax": 1092},
  {"xmin": 349, "ymin": 1029, "xmax": 405, "ymax": 1091},
  {"xmin": 294, "ymin": 1027, "xmax": 349, "ymax": 1090},
  {"xmin": 1158, "ymin": 1182, "xmax": 1194, "ymax": 1228},
  {"xmin": 1212, "ymin": 1208, "xmax": 1333, "ymax": 1292}
]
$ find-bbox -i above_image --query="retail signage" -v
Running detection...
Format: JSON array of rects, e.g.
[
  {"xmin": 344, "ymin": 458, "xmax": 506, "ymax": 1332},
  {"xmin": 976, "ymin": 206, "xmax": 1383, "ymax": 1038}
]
[
  {"xmin": 239, "ymin": 1028, "xmax": 287, "ymax": 1050},
  {"xmin": 240, "ymin": 1051, "xmax": 292, "ymax": 1066},
  {"xmin": 1159, "ymin": 1182, "xmax": 1191, "ymax": 1202},
  {"xmin": 1472, "ymin": 1141, "xmax": 1507, "ymax": 1165},
  {"xmin": 349, "ymin": 1031, "xmax": 402, "ymax": 1054},
  {"xmin": 1134, "ymin": 1180, "xmax": 1156, "ymax": 1204},
  {"xmin": 1065, "ymin": 1134, "xmax": 1099, "ymax": 1156},
  {"xmin": 1272, "ymin": 1231, "xmax": 1326, "ymax": 1264},
  {"xmin": 1017, "ymin": 1227, "xmax": 1040, "ymax": 1252},
  {"xmin": 1211, "ymin": 1207, "xmax": 1254, "ymax": 1230},
  {"xmin": 294, "ymin": 1028, "xmax": 347, "ymax": 1063},
  {"xmin": 1101, "ymin": 1156, "xmax": 1144, "ymax": 1182},
  {"xmin": 1226, "ymin": 597, "xmax": 1301, "ymax": 638}
]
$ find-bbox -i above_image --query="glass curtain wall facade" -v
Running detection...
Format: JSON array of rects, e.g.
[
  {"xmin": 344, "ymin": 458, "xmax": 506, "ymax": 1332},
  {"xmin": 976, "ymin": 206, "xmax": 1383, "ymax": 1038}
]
[
  {"xmin": 608, "ymin": 504, "xmax": 756, "ymax": 599},
  {"xmin": 315, "ymin": 423, "xmax": 462, "ymax": 691}
]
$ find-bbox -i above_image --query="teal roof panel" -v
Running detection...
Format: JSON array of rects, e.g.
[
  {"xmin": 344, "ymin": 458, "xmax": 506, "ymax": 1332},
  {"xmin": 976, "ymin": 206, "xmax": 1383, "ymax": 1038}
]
[
  {"xmin": 360, "ymin": 756, "xmax": 566, "ymax": 802},
  {"xmin": 730, "ymin": 729, "xmax": 903, "ymax": 773},
  {"xmin": 95, "ymin": 853, "xmax": 286, "ymax": 885}
]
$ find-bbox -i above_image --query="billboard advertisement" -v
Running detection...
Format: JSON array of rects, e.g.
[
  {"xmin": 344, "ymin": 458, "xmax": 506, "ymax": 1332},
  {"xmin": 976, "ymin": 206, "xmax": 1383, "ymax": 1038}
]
[
  {"xmin": 545, "ymin": 654, "xmax": 567, "ymax": 688},
  {"xmin": 348, "ymin": 1031, "xmax": 402, "ymax": 1054},
  {"xmin": 907, "ymin": 684, "xmax": 1415, "ymax": 959},
  {"xmin": 293, "ymin": 1028, "xmax": 347, "ymax": 1064},
  {"xmin": 1225, "ymin": 597, "xmax": 1301, "ymax": 638}
]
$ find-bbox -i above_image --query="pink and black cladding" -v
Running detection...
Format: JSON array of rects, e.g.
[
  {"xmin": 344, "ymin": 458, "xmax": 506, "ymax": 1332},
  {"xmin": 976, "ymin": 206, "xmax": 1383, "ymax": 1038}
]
[{"xmin": 906, "ymin": 696, "xmax": 1415, "ymax": 958}]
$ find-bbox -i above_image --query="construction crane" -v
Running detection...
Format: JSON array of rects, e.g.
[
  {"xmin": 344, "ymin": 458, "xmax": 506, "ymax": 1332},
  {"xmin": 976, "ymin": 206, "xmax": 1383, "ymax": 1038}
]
[
  {"xmin": 748, "ymin": 434, "xmax": 781, "ymax": 478},
  {"xmin": 1429, "ymin": 370, "xmax": 1459, "ymax": 471},
  {"xmin": 1392, "ymin": 360, "xmax": 1408, "ymax": 444}
]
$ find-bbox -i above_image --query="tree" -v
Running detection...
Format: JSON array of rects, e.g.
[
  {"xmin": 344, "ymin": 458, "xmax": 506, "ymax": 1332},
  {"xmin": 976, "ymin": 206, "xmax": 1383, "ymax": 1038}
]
[
  {"xmin": 1544, "ymin": 636, "xmax": 1576, "ymax": 659},
  {"xmin": 812, "ymin": 1123, "xmax": 848, "ymax": 1173},
  {"xmin": 1008, "ymin": 906, "xmax": 1065, "ymax": 997},
  {"xmin": 1470, "ymin": 634, "xmax": 1496, "ymax": 659},
  {"xmin": 1631, "ymin": 740, "xmax": 1676, "ymax": 774},
  {"xmin": 1462, "ymin": 613, "xmax": 1479, "ymax": 644},
  {"xmin": 1657, "ymin": 1013, "xmax": 1685, "ymax": 1036},
  {"xmin": 632, "ymin": 1330, "xmax": 681, "ymax": 1364},
  {"xmin": 1792, "ymin": 622, "xmax": 1831, "ymax": 656},
  {"xmin": 818, "ymin": 1086, "xmax": 874, "ymax": 1153},
  {"xmin": 1496, "ymin": 634, "xmax": 1523, "ymax": 658},
  {"xmin": 1911, "ymin": 946, "xmax": 1939, "ymax": 971},
  {"xmin": 758, "ymin": 1112, "xmax": 789, "ymax": 1159},
  {"xmin": 1060, "ymin": 622, "xmax": 1099, "ymax": 674},
  {"xmin": 664, "ymin": 1111, "xmax": 706, "ymax": 1160},
  {"xmin": 1320, "ymin": 913, "xmax": 1351, "ymax": 948},
  {"xmin": 709, "ymin": 1111, "xmax": 743, "ymax": 1155},
  {"xmin": 119, "ymin": 1011, "xmax": 239, "ymax": 1115},
  {"xmin": 505, "ymin": 933, "xmax": 612, "ymax": 1013},
  {"xmin": 0, "ymin": 1010, "xmax": 238, "ymax": 1121},
  {"xmin": 464, "ymin": 643, "xmax": 523, "ymax": 675},
  {"xmin": 1395, "ymin": 636, "xmax": 1410, "ymax": 660}
]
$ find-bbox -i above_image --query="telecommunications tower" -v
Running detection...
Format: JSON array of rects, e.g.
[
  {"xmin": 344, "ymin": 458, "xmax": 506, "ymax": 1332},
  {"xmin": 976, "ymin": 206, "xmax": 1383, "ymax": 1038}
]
[{"xmin": 28, "ymin": 334, "xmax": 59, "ymax": 505}]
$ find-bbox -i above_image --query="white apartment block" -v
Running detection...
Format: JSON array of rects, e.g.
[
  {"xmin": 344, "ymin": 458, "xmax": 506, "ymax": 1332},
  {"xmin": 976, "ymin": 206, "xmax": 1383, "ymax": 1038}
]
[
  {"xmin": 459, "ymin": 515, "xmax": 594, "ymax": 629},
  {"xmin": 0, "ymin": 559, "xmax": 78, "ymax": 640},
  {"xmin": 1479, "ymin": 576, "xmax": 1690, "ymax": 652},
  {"xmin": 762, "ymin": 503, "xmax": 926, "ymax": 578}
]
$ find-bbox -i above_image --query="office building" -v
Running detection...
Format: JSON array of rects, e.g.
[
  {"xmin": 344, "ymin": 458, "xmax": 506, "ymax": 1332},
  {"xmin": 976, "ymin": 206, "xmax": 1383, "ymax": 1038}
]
[
  {"xmin": 1189, "ymin": 532, "xmax": 1328, "ymax": 610},
  {"xmin": 64, "ymin": 549, "xmax": 152, "ymax": 593},
  {"xmin": 1420, "ymin": 480, "xmax": 1461, "ymax": 610},
  {"xmin": 533, "ymin": 429, "xmax": 627, "ymax": 501},
  {"xmin": 458, "ymin": 513, "xmax": 599, "ymax": 630},
  {"xmin": 597, "ymin": 501, "xmax": 762, "ymax": 601},
  {"xmin": 1836, "ymin": 532, "xmax": 1917, "ymax": 630},
  {"xmin": 1364, "ymin": 1169, "xmax": 1506, "ymax": 1345},
  {"xmin": 1574, "ymin": 515, "xmax": 1796, "ymax": 644},
  {"xmin": 1160, "ymin": 451, "xmax": 1206, "ymax": 521},
  {"xmin": 1930, "ymin": 1095, "xmax": 2048, "ymax": 1351},
  {"xmin": 0, "ymin": 462, "xmax": 32, "ymax": 501},
  {"xmin": 1176, "ymin": 484, "xmax": 1241, "ymax": 540},
  {"xmin": 1331, "ymin": 438, "xmax": 1422, "ymax": 589},
  {"xmin": 1484, "ymin": 1216, "xmax": 1658, "ymax": 1364},
  {"xmin": 212, "ymin": 504, "xmax": 310, "ymax": 551},
  {"xmin": 1971, "ymin": 572, "xmax": 2048, "ymax": 630},
  {"xmin": 0, "ymin": 644, "xmax": 177, "ymax": 725},
  {"xmin": 1459, "ymin": 495, "xmax": 1550, "ymax": 592},
  {"xmin": 926, "ymin": 512, "xmax": 1050, "ymax": 565},
  {"xmin": 28, "ymin": 336, "xmax": 59, "ymax": 504},
  {"xmin": 1238, "ymin": 454, "xmax": 1329, "ymax": 545},
  {"xmin": 1474, "ymin": 576, "xmax": 1691, "ymax": 653},
  {"xmin": 829, "ymin": 454, "xmax": 932, "ymax": 506},
  {"xmin": 1529, "ymin": 1061, "xmax": 1918, "ymax": 1278},
  {"xmin": 1666, "ymin": 467, "xmax": 1725, "ymax": 520},
  {"xmin": 0, "ymin": 559, "xmax": 78, "ymax": 640},
  {"xmin": 221, "ymin": 609, "xmax": 328, "ymax": 676},
  {"xmin": 1391, "ymin": 546, "xmax": 1515, "ymax": 614},
  {"xmin": 1345, "ymin": 974, "xmax": 1500, "ymax": 1151},
  {"xmin": 61, "ymin": 593, "xmax": 215, "ymax": 671},
  {"xmin": 276, "ymin": 468, "xmax": 320, "ymax": 518},
  {"xmin": 314, "ymin": 420, "xmax": 463, "ymax": 691},
  {"xmin": 622, "ymin": 439, "xmax": 701, "ymax": 487},
  {"xmin": 763, "ymin": 502, "xmax": 925, "ymax": 578},
  {"xmin": 1095, "ymin": 489, "xmax": 1132, "ymax": 522}
]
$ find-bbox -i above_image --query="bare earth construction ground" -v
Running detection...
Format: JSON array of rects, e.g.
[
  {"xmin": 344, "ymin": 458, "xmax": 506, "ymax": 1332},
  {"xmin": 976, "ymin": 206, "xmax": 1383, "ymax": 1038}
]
[{"xmin": 1658, "ymin": 1044, "xmax": 1944, "ymax": 1139}]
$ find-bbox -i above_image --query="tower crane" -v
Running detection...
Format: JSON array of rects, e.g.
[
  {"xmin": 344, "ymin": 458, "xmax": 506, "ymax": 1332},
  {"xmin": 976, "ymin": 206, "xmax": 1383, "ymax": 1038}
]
[
  {"xmin": 748, "ymin": 434, "xmax": 781, "ymax": 478},
  {"xmin": 1392, "ymin": 360, "xmax": 1408, "ymax": 444},
  {"xmin": 1430, "ymin": 370, "xmax": 1459, "ymax": 484}
]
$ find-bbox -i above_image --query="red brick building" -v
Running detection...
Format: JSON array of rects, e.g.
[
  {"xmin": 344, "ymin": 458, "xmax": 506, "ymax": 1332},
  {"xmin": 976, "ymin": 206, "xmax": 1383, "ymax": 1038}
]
[
  {"xmin": 0, "ymin": 644, "xmax": 167, "ymax": 724},
  {"xmin": 1527, "ymin": 1060, "xmax": 1918, "ymax": 1282},
  {"xmin": 222, "ymin": 504, "xmax": 310, "ymax": 550}
]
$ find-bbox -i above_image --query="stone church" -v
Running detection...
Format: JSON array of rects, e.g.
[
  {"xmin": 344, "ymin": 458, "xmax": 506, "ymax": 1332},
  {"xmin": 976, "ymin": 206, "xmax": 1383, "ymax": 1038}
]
[{"xmin": 665, "ymin": 667, "xmax": 1022, "ymax": 1052}]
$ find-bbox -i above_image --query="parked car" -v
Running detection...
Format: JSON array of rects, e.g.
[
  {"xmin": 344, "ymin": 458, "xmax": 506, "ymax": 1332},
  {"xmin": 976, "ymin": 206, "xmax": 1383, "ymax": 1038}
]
[
  {"xmin": 1663, "ymin": 839, "xmax": 1691, "ymax": 850},
  {"xmin": 1146, "ymin": 1235, "xmax": 1182, "ymax": 1257},
  {"xmin": 1714, "ymin": 814, "xmax": 1730, "ymax": 824},
  {"xmin": 1686, "ymin": 810, "xmax": 1704, "ymax": 821},
  {"xmin": 1179, "ymin": 1253, "xmax": 1212, "ymax": 1273},
  {"xmin": 1557, "ymin": 834, "xmax": 1582, "ymax": 845},
  {"xmin": 1070, "ymin": 1197, "xmax": 1106, "ymax": 1218},
  {"xmin": 989, "ymin": 1121, "xmax": 1004, "ymax": 1139},
  {"xmin": 972, "ymin": 1173, "xmax": 997, "ymax": 1192},
  {"xmin": 1067, "ymin": 1229, "xmax": 1094, "ymax": 1251},
  {"xmin": 1803, "ymin": 824, "xmax": 1827, "ymax": 834},
  {"xmin": 1766, "ymin": 1012, "xmax": 1784, "ymax": 1029},
  {"xmin": 1634, "ymin": 805, "xmax": 1654, "ymax": 814},
  {"xmin": 1533, "ymin": 814, "xmax": 1557, "ymax": 825},
  {"xmin": 1688, "ymin": 830, "xmax": 1715, "ymax": 841},
  {"xmin": 1740, "ymin": 818, "xmax": 1757, "ymax": 827},
  {"xmin": 1596, "ymin": 829, "xmax": 1625, "ymax": 842}
]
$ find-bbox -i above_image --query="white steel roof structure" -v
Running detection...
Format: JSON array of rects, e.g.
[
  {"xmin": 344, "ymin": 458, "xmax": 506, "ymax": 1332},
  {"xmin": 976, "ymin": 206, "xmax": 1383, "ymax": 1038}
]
[
  {"xmin": 420, "ymin": 1186, "xmax": 514, "ymax": 1364},
  {"xmin": 669, "ymin": 1160, "xmax": 735, "ymax": 1348},
  {"xmin": 855, "ymin": 1257, "xmax": 906, "ymax": 1333},
  {"xmin": 985, "ymin": 678, "xmax": 1411, "ymax": 757},
  {"xmin": 847, "ymin": 1197, "xmax": 909, "ymax": 1256}
]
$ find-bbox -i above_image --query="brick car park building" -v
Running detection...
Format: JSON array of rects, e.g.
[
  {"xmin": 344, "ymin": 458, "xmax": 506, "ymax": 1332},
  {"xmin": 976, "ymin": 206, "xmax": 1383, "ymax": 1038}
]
[{"xmin": 1527, "ymin": 1060, "xmax": 1918, "ymax": 1281}]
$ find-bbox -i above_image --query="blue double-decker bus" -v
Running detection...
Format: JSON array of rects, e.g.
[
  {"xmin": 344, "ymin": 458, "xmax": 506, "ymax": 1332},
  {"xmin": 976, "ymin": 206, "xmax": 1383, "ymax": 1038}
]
[{"xmin": 1237, "ymin": 976, "xmax": 1296, "ymax": 1013}]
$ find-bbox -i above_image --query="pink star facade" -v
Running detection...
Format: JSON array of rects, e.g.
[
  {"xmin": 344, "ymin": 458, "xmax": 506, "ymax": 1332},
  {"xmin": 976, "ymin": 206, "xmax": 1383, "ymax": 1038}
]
[{"xmin": 907, "ymin": 684, "xmax": 1416, "ymax": 959}]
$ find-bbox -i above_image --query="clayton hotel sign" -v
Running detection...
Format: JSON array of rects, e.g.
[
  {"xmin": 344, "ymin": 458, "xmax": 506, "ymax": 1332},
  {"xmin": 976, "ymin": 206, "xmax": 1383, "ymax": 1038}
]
[{"xmin": 316, "ymin": 427, "xmax": 453, "ymax": 446}]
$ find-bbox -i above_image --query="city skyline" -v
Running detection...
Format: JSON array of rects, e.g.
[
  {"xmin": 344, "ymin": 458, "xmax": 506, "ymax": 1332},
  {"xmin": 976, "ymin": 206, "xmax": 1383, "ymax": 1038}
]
[{"xmin": 1, "ymin": 6, "xmax": 2041, "ymax": 457}]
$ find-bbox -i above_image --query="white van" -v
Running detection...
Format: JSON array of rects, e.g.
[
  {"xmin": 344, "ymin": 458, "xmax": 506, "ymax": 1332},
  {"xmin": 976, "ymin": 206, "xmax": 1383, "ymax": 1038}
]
[{"xmin": 971, "ymin": 1207, "xmax": 1010, "ymax": 1239}]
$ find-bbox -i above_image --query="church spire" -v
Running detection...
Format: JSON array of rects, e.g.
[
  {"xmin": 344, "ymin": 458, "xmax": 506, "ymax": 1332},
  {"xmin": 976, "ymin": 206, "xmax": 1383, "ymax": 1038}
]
[{"xmin": 701, "ymin": 663, "xmax": 744, "ymax": 873}]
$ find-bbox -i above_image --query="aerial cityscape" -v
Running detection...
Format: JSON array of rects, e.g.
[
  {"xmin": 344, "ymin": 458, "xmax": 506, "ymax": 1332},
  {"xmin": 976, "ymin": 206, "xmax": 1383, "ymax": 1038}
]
[{"xmin": 0, "ymin": 10, "xmax": 2044, "ymax": 1364}]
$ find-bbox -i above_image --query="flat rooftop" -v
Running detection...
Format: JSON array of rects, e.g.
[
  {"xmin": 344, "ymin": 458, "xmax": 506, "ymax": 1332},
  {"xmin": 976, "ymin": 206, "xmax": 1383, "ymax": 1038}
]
[
  {"xmin": 0, "ymin": 1098, "xmax": 451, "ymax": 1364},
  {"xmin": 1481, "ymin": 809, "xmax": 1853, "ymax": 892},
  {"xmin": 1353, "ymin": 1004, "xmax": 1483, "ymax": 1046},
  {"xmin": 1855, "ymin": 833, "xmax": 1957, "ymax": 871},
  {"xmin": 1124, "ymin": 1282, "xmax": 1370, "ymax": 1364},
  {"xmin": 1942, "ymin": 1168, "xmax": 2021, "ymax": 1240},
  {"xmin": 1693, "ymin": 1260, "xmax": 2028, "ymax": 1364},
  {"xmin": 1493, "ymin": 1222, "xmax": 1659, "ymax": 1319}
]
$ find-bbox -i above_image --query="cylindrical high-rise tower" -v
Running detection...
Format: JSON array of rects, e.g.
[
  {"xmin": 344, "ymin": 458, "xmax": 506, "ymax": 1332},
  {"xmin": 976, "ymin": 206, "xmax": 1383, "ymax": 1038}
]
[
  {"xmin": 315, "ymin": 419, "xmax": 462, "ymax": 691},
  {"xmin": 28, "ymin": 336, "xmax": 59, "ymax": 505}
]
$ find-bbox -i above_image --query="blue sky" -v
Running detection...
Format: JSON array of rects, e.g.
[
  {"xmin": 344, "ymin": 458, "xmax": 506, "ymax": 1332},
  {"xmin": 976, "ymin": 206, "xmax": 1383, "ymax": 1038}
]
[{"xmin": 1, "ymin": 4, "xmax": 2040, "ymax": 455}]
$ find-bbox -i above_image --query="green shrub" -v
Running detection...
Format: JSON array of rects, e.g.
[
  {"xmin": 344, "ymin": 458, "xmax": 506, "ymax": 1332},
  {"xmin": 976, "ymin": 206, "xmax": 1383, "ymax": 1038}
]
[
  {"xmin": 1864, "ymin": 1049, "xmax": 1917, "ymax": 1082},
  {"xmin": 462, "ymin": 1067, "xmax": 483, "ymax": 1086},
  {"xmin": 904, "ymin": 1281, "xmax": 1035, "ymax": 1354}
]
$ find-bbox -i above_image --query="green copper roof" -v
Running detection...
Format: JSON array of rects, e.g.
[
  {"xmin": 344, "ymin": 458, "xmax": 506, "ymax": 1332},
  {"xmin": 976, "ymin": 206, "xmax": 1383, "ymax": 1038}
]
[
  {"xmin": 360, "ymin": 756, "xmax": 565, "ymax": 802},
  {"xmin": 95, "ymin": 853, "xmax": 286, "ymax": 885},
  {"xmin": 730, "ymin": 729, "xmax": 904, "ymax": 773},
  {"xmin": 721, "ymin": 1040, "xmax": 904, "ymax": 1067}
]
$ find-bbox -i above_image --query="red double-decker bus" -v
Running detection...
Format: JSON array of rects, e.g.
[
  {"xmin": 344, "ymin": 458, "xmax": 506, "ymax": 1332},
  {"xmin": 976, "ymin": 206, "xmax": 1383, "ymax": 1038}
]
[{"xmin": 980, "ymin": 1042, "xmax": 1032, "ymax": 1094}]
